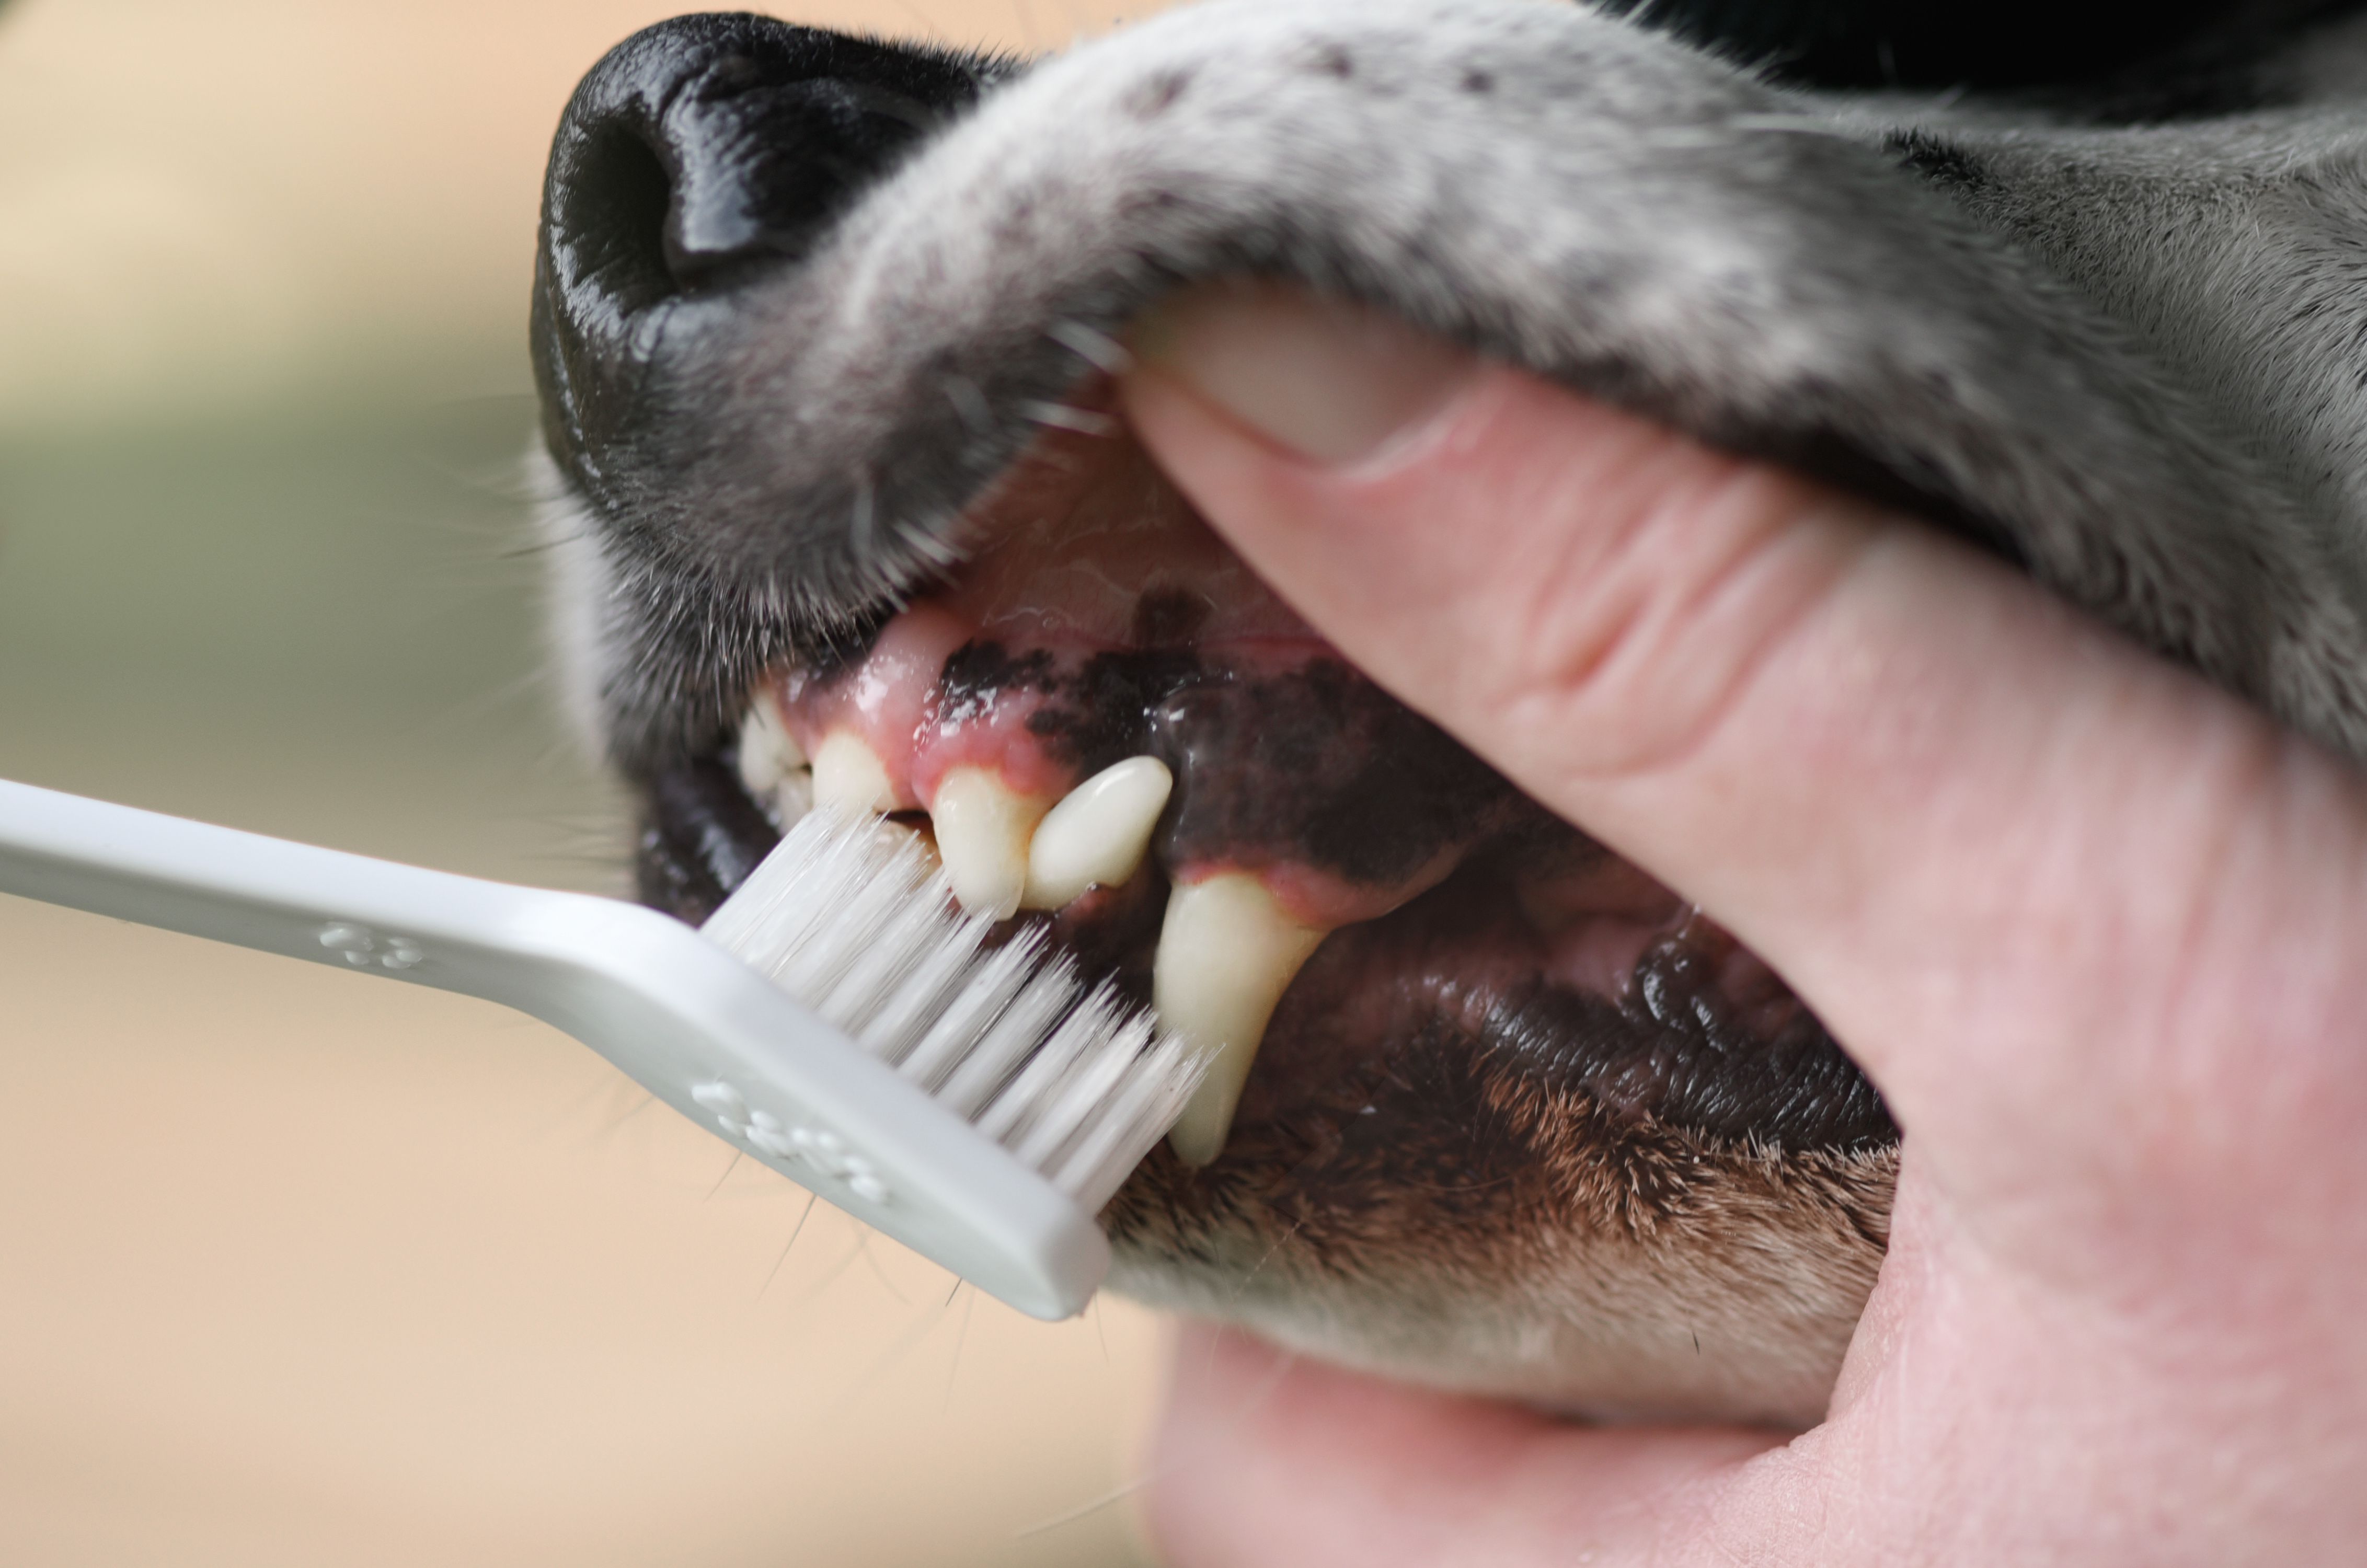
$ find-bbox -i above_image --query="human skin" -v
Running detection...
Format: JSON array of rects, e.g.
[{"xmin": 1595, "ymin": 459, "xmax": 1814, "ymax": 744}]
[{"xmin": 1116, "ymin": 284, "xmax": 2367, "ymax": 1565}]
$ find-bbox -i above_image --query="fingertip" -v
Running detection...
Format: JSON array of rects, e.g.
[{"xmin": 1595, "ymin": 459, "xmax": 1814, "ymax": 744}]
[
  {"xmin": 1124, "ymin": 289, "xmax": 2337, "ymax": 1183},
  {"xmin": 1128, "ymin": 280, "xmax": 1477, "ymax": 465}
]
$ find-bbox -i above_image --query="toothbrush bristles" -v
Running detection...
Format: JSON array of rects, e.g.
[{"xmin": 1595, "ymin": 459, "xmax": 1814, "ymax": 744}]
[{"xmin": 699, "ymin": 808, "xmax": 1200, "ymax": 1214}]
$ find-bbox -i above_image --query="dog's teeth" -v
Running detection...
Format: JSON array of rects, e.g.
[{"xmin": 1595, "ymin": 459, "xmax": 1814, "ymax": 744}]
[
  {"xmin": 930, "ymin": 767, "xmax": 1052, "ymax": 921},
  {"xmin": 736, "ymin": 698, "xmax": 803, "ymax": 789},
  {"xmin": 737, "ymin": 699, "xmax": 812, "ymax": 825},
  {"xmin": 1155, "ymin": 873, "xmax": 1330, "ymax": 1166},
  {"xmin": 1021, "ymin": 756, "xmax": 1173, "ymax": 910},
  {"xmin": 811, "ymin": 730, "xmax": 898, "ymax": 817}
]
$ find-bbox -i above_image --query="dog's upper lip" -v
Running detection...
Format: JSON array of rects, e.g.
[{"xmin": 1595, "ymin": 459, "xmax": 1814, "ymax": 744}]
[{"xmin": 932, "ymin": 378, "xmax": 1319, "ymax": 653}]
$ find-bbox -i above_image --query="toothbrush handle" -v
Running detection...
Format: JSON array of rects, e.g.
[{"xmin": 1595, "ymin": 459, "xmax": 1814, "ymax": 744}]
[
  {"xmin": 0, "ymin": 777, "xmax": 1112, "ymax": 1320},
  {"xmin": 0, "ymin": 775, "xmax": 588, "ymax": 984}
]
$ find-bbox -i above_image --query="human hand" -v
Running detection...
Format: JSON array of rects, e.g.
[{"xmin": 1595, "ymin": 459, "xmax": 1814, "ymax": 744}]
[{"xmin": 1117, "ymin": 284, "xmax": 2367, "ymax": 1564}]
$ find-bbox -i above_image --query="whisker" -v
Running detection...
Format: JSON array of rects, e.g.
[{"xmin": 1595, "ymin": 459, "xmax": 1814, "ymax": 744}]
[
  {"xmin": 942, "ymin": 1285, "xmax": 977, "ymax": 1413},
  {"xmin": 592, "ymin": 1088, "xmax": 658, "ymax": 1140},
  {"xmin": 1223, "ymin": 1215, "xmax": 1306, "ymax": 1308},
  {"xmin": 856, "ymin": 1231, "xmax": 913, "ymax": 1306},
  {"xmin": 759, "ymin": 1192, "xmax": 820, "ymax": 1300},
  {"xmin": 894, "ymin": 516, "xmax": 964, "ymax": 567},
  {"xmin": 1016, "ymin": 1339, "xmax": 1304, "ymax": 1540},
  {"xmin": 849, "ymin": 470, "xmax": 879, "ymax": 560},
  {"xmin": 1049, "ymin": 318, "xmax": 1134, "ymax": 376},
  {"xmin": 1724, "ymin": 111, "xmax": 1843, "ymax": 136},
  {"xmin": 884, "ymin": 0, "xmax": 952, "ymax": 44},
  {"xmin": 1014, "ymin": 1477, "xmax": 1152, "ymax": 1539},
  {"xmin": 942, "ymin": 373, "xmax": 994, "ymax": 435},
  {"xmin": 1018, "ymin": 399, "xmax": 1120, "ymax": 437},
  {"xmin": 789, "ymin": 1227, "xmax": 872, "ymax": 1311}
]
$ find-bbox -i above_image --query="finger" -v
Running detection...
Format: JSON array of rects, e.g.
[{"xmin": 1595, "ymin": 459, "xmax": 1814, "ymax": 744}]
[
  {"xmin": 1142, "ymin": 1322, "xmax": 1783, "ymax": 1568},
  {"xmin": 1120, "ymin": 283, "xmax": 2367, "ymax": 1211}
]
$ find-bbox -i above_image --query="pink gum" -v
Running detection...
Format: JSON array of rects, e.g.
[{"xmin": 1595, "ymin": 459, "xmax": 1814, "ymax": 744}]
[
  {"xmin": 764, "ymin": 602, "xmax": 1463, "ymax": 932},
  {"xmin": 773, "ymin": 605, "xmax": 1077, "ymax": 811}
]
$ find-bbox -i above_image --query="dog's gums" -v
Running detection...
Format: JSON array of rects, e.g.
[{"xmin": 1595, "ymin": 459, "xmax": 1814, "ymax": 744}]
[
  {"xmin": 724, "ymin": 411, "xmax": 1879, "ymax": 1170},
  {"xmin": 537, "ymin": 0, "xmax": 2367, "ymax": 1423}
]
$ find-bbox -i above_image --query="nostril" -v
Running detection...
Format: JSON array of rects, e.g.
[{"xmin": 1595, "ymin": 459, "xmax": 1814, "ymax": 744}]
[
  {"xmin": 541, "ymin": 18, "xmax": 994, "ymax": 308},
  {"xmin": 549, "ymin": 122, "xmax": 675, "ymax": 314},
  {"xmin": 534, "ymin": 16, "xmax": 1001, "ymax": 488},
  {"xmin": 657, "ymin": 68, "xmax": 955, "ymax": 287}
]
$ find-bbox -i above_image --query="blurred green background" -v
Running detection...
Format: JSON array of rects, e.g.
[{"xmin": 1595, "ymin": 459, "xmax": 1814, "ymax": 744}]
[
  {"xmin": 0, "ymin": 2, "xmax": 1180, "ymax": 1563},
  {"xmin": 1, "ymin": 395, "xmax": 604, "ymax": 868}
]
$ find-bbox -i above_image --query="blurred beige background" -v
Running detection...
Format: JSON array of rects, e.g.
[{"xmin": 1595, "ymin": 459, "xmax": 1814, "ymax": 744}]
[{"xmin": 0, "ymin": 2, "xmax": 1186, "ymax": 1563}]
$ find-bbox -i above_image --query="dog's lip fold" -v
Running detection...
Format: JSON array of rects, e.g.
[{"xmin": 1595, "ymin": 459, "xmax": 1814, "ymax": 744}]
[{"xmin": 678, "ymin": 407, "xmax": 1893, "ymax": 1166}]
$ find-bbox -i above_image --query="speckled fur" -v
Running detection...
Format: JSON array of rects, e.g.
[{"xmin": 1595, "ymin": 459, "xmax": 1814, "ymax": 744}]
[
  {"xmin": 536, "ymin": 0, "xmax": 2367, "ymax": 1424},
  {"xmin": 1104, "ymin": 1037, "xmax": 1894, "ymax": 1424}
]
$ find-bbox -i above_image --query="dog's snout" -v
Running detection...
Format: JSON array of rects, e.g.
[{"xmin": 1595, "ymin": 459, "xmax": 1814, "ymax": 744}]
[{"xmin": 532, "ymin": 14, "xmax": 1006, "ymax": 666}]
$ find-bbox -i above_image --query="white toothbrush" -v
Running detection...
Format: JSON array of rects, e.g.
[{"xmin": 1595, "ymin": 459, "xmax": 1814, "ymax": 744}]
[{"xmin": 0, "ymin": 777, "xmax": 1198, "ymax": 1320}]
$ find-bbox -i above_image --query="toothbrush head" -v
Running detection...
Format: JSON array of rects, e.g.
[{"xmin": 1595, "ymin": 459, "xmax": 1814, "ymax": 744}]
[{"xmin": 700, "ymin": 808, "xmax": 1201, "ymax": 1245}]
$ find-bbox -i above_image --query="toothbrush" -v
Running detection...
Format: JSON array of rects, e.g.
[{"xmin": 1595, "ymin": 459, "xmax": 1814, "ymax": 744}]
[{"xmin": 0, "ymin": 777, "xmax": 1198, "ymax": 1320}]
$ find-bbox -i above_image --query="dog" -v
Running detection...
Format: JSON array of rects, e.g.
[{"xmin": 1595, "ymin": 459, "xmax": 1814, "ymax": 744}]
[{"xmin": 529, "ymin": 0, "xmax": 2367, "ymax": 1426}]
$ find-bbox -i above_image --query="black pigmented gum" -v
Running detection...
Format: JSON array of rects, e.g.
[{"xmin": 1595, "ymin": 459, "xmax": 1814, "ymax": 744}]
[
  {"xmin": 939, "ymin": 642, "xmax": 1521, "ymax": 889},
  {"xmin": 1147, "ymin": 661, "xmax": 1519, "ymax": 885},
  {"xmin": 1026, "ymin": 646, "xmax": 1200, "ymax": 775},
  {"xmin": 642, "ymin": 647, "xmax": 1894, "ymax": 1157},
  {"xmin": 938, "ymin": 641, "xmax": 1057, "ymax": 726}
]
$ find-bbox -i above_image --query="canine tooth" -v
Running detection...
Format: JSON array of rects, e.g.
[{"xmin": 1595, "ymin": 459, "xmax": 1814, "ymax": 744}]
[
  {"xmin": 1155, "ymin": 873, "xmax": 1330, "ymax": 1166},
  {"xmin": 931, "ymin": 767, "xmax": 1051, "ymax": 921},
  {"xmin": 738, "ymin": 700, "xmax": 812, "ymax": 825},
  {"xmin": 1021, "ymin": 756, "xmax": 1173, "ymax": 910},
  {"xmin": 811, "ymin": 730, "xmax": 898, "ymax": 817}
]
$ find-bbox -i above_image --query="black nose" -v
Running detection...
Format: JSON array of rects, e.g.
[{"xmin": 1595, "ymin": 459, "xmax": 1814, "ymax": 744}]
[
  {"xmin": 530, "ymin": 17, "xmax": 1005, "ymax": 763},
  {"xmin": 534, "ymin": 17, "xmax": 994, "ymax": 457},
  {"xmin": 543, "ymin": 16, "xmax": 988, "ymax": 301}
]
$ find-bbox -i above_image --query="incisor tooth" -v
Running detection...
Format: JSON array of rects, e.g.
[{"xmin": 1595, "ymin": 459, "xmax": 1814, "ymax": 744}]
[
  {"xmin": 811, "ymin": 730, "xmax": 897, "ymax": 817},
  {"xmin": 1156, "ymin": 872, "xmax": 1330, "ymax": 1166},
  {"xmin": 737, "ymin": 700, "xmax": 811, "ymax": 825},
  {"xmin": 1021, "ymin": 756, "xmax": 1173, "ymax": 910},
  {"xmin": 932, "ymin": 767, "xmax": 1051, "ymax": 921}
]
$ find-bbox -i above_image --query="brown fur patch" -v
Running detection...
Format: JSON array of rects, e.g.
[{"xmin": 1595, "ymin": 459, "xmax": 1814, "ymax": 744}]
[{"xmin": 1106, "ymin": 1018, "xmax": 1895, "ymax": 1424}]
